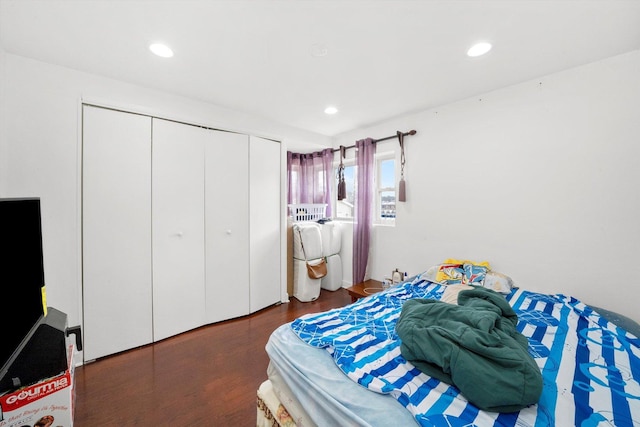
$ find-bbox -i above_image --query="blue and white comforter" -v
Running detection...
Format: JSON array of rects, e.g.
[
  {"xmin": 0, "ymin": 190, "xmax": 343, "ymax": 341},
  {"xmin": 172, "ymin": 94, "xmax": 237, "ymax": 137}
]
[{"xmin": 291, "ymin": 278, "xmax": 640, "ymax": 426}]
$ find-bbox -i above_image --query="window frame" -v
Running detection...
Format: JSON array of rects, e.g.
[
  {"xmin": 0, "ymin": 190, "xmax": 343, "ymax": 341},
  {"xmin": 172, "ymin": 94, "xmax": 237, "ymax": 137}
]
[
  {"xmin": 333, "ymin": 159, "xmax": 355, "ymax": 221},
  {"xmin": 375, "ymin": 152, "xmax": 396, "ymax": 225},
  {"xmin": 332, "ymin": 150, "xmax": 396, "ymax": 225}
]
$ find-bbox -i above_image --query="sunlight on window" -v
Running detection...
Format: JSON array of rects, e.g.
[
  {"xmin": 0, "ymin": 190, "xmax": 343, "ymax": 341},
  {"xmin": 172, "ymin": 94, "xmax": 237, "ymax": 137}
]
[
  {"xmin": 378, "ymin": 158, "xmax": 395, "ymax": 221},
  {"xmin": 380, "ymin": 159, "xmax": 395, "ymax": 188},
  {"xmin": 334, "ymin": 156, "xmax": 395, "ymax": 223},
  {"xmin": 336, "ymin": 165, "xmax": 355, "ymax": 218}
]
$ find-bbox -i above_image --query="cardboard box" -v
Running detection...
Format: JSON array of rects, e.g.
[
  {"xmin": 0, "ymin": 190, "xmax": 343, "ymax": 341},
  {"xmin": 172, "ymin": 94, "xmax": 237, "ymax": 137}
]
[{"xmin": 0, "ymin": 346, "xmax": 75, "ymax": 427}]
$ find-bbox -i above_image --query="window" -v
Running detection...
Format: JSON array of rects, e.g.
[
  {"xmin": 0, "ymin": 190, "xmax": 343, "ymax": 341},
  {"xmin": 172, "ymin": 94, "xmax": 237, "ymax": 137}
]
[
  {"xmin": 377, "ymin": 156, "xmax": 396, "ymax": 222},
  {"xmin": 334, "ymin": 153, "xmax": 395, "ymax": 224},
  {"xmin": 335, "ymin": 163, "xmax": 355, "ymax": 218},
  {"xmin": 287, "ymin": 150, "xmax": 334, "ymax": 219}
]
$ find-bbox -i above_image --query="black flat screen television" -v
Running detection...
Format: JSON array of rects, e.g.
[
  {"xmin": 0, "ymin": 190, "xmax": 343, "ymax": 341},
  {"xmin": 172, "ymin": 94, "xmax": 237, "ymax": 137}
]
[{"xmin": 0, "ymin": 198, "xmax": 47, "ymax": 373}]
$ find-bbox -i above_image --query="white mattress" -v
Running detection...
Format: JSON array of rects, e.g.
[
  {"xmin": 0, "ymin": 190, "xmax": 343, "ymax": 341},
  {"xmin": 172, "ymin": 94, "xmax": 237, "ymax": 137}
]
[
  {"xmin": 292, "ymin": 222, "xmax": 322, "ymax": 260},
  {"xmin": 320, "ymin": 254, "xmax": 342, "ymax": 291},
  {"xmin": 267, "ymin": 363, "xmax": 315, "ymax": 427},
  {"xmin": 266, "ymin": 323, "xmax": 418, "ymax": 426},
  {"xmin": 292, "ymin": 259, "xmax": 321, "ymax": 302},
  {"xmin": 318, "ymin": 221, "xmax": 342, "ymax": 256},
  {"xmin": 257, "ymin": 379, "xmax": 295, "ymax": 427}
]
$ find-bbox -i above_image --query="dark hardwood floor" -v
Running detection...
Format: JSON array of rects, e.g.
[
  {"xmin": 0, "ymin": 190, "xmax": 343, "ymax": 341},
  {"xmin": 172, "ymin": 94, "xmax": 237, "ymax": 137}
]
[{"xmin": 74, "ymin": 288, "xmax": 351, "ymax": 426}]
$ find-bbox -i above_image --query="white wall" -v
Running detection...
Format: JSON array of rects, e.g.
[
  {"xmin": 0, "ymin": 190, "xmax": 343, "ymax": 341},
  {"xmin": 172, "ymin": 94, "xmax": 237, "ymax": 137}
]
[
  {"xmin": 0, "ymin": 53, "xmax": 332, "ymax": 334},
  {"xmin": 3, "ymin": 47, "xmax": 639, "ymax": 335},
  {"xmin": 335, "ymin": 50, "xmax": 640, "ymax": 322}
]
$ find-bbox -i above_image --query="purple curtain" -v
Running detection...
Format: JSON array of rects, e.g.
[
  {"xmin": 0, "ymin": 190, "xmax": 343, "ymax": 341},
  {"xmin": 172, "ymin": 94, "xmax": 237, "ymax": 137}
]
[
  {"xmin": 352, "ymin": 138, "xmax": 376, "ymax": 284},
  {"xmin": 287, "ymin": 148, "xmax": 333, "ymax": 217}
]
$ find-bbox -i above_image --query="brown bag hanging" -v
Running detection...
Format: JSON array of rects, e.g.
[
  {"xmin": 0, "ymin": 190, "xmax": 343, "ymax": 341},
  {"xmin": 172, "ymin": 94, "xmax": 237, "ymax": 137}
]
[
  {"xmin": 298, "ymin": 228, "xmax": 327, "ymax": 279},
  {"xmin": 306, "ymin": 258, "xmax": 328, "ymax": 279}
]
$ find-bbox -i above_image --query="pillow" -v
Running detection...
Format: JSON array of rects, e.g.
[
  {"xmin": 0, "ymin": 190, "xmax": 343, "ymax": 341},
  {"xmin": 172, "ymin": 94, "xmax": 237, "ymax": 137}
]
[
  {"xmin": 419, "ymin": 262, "xmax": 489, "ymax": 286},
  {"xmin": 434, "ymin": 263, "xmax": 465, "ymax": 285},
  {"xmin": 443, "ymin": 258, "xmax": 491, "ymax": 269},
  {"xmin": 481, "ymin": 271, "xmax": 515, "ymax": 294},
  {"xmin": 588, "ymin": 305, "xmax": 640, "ymax": 338},
  {"xmin": 462, "ymin": 263, "xmax": 488, "ymax": 284},
  {"xmin": 440, "ymin": 284, "xmax": 474, "ymax": 305},
  {"xmin": 418, "ymin": 265, "xmax": 439, "ymax": 283}
]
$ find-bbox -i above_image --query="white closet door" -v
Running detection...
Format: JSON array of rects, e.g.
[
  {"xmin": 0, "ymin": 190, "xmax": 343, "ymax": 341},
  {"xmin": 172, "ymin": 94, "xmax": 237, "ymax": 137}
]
[
  {"xmin": 152, "ymin": 119, "xmax": 206, "ymax": 341},
  {"xmin": 249, "ymin": 136, "xmax": 281, "ymax": 312},
  {"xmin": 205, "ymin": 132, "xmax": 250, "ymax": 323},
  {"xmin": 82, "ymin": 105, "xmax": 153, "ymax": 361}
]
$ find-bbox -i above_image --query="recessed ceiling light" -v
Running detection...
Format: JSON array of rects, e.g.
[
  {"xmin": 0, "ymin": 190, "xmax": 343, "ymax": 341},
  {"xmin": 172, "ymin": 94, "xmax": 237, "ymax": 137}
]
[
  {"xmin": 467, "ymin": 42, "xmax": 492, "ymax": 57},
  {"xmin": 324, "ymin": 106, "xmax": 338, "ymax": 115},
  {"xmin": 149, "ymin": 43, "xmax": 174, "ymax": 58},
  {"xmin": 310, "ymin": 43, "xmax": 328, "ymax": 58}
]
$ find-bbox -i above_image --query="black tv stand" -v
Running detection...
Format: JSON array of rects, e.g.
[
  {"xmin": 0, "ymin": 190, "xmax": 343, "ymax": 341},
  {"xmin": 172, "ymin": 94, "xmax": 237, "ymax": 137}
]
[{"xmin": 0, "ymin": 307, "xmax": 69, "ymax": 394}]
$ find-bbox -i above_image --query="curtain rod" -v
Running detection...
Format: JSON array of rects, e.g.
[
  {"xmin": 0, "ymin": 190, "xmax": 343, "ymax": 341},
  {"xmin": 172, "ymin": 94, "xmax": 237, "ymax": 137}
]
[{"xmin": 331, "ymin": 129, "xmax": 417, "ymax": 153}]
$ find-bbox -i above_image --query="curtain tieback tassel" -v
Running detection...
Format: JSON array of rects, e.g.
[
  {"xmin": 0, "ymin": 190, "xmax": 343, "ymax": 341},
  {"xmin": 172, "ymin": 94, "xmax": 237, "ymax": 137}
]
[{"xmin": 397, "ymin": 131, "xmax": 407, "ymax": 202}]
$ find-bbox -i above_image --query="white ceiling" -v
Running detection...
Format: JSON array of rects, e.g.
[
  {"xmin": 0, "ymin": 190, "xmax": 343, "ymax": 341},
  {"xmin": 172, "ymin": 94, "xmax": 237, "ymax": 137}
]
[{"xmin": 1, "ymin": 0, "xmax": 640, "ymax": 137}]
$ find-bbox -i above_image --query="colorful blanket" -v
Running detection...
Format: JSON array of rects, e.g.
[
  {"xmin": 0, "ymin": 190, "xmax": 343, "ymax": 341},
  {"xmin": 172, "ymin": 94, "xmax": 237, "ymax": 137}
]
[{"xmin": 291, "ymin": 278, "xmax": 640, "ymax": 426}]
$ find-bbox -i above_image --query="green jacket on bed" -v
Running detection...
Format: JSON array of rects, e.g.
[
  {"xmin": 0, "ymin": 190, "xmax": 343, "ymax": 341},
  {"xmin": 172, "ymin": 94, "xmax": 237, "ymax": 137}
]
[{"xmin": 395, "ymin": 286, "xmax": 543, "ymax": 413}]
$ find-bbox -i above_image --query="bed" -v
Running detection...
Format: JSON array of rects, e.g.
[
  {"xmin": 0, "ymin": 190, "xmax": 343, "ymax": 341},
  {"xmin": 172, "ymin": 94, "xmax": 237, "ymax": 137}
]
[{"xmin": 258, "ymin": 265, "xmax": 640, "ymax": 426}]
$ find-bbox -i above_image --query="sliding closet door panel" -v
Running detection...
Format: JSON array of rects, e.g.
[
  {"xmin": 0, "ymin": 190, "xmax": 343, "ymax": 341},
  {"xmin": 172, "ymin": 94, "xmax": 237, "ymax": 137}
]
[
  {"xmin": 249, "ymin": 136, "xmax": 281, "ymax": 312},
  {"xmin": 82, "ymin": 105, "xmax": 153, "ymax": 361},
  {"xmin": 152, "ymin": 119, "xmax": 206, "ymax": 341},
  {"xmin": 205, "ymin": 132, "xmax": 250, "ymax": 323}
]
